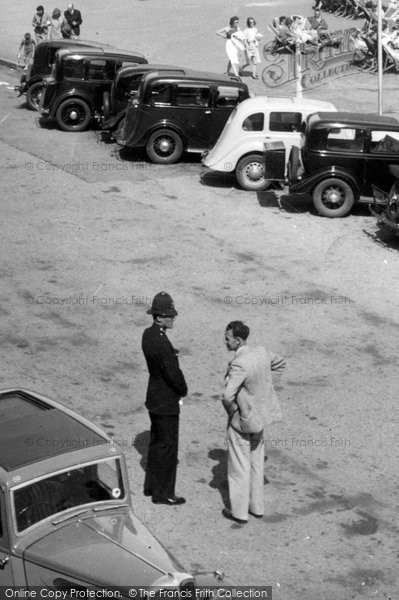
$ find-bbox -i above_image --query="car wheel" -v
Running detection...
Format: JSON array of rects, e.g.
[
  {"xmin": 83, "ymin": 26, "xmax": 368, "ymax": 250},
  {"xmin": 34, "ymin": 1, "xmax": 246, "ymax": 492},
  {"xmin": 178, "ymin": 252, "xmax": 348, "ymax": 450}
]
[
  {"xmin": 102, "ymin": 91, "xmax": 111, "ymax": 119},
  {"xmin": 26, "ymin": 82, "xmax": 44, "ymax": 111},
  {"xmin": 56, "ymin": 98, "xmax": 92, "ymax": 132},
  {"xmin": 146, "ymin": 129, "xmax": 183, "ymax": 164},
  {"xmin": 313, "ymin": 178, "xmax": 355, "ymax": 217},
  {"xmin": 236, "ymin": 154, "xmax": 271, "ymax": 191}
]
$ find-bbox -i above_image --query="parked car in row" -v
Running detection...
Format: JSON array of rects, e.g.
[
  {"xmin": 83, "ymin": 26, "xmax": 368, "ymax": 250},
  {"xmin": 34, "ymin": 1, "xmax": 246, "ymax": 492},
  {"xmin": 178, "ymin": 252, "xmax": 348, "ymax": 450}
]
[
  {"xmin": 116, "ymin": 71, "xmax": 249, "ymax": 163},
  {"xmin": 39, "ymin": 47, "xmax": 148, "ymax": 132},
  {"xmin": 281, "ymin": 112, "xmax": 399, "ymax": 217},
  {"xmin": 15, "ymin": 39, "xmax": 109, "ymax": 111},
  {"xmin": 101, "ymin": 64, "xmax": 189, "ymax": 132},
  {"xmin": 0, "ymin": 388, "xmax": 234, "ymax": 593},
  {"xmin": 201, "ymin": 96, "xmax": 336, "ymax": 191}
]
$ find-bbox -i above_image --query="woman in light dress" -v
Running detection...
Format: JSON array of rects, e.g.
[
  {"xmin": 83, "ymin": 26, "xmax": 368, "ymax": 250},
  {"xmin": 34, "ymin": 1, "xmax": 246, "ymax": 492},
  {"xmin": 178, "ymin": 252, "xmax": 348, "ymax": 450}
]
[
  {"xmin": 216, "ymin": 16, "xmax": 245, "ymax": 77},
  {"xmin": 49, "ymin": 8, "xmax": 65, "ymax": 39},
  {"xmin": 242, "ymin": 17, "xmax": 263, "ymax": 79}
]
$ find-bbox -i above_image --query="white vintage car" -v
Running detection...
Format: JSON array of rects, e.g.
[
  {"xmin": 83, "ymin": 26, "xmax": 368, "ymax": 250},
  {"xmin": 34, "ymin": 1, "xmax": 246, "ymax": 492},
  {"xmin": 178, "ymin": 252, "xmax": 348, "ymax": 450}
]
[{"xmin": 202, "ymin": 96, "xmax": 336, "ymax": 191}]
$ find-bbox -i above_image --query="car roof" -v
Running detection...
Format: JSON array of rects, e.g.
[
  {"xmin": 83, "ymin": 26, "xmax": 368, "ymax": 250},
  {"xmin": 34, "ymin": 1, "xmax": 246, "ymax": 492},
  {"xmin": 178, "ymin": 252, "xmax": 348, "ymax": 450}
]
[
  {"xmin": 231, "ymin": 96, "xmax": 336, "ymax": 116},
  {"xmin": 139, "ymin": 70, "xmax": 247, "ymax": 86},
  {"xmin": 36, "ymin": 39, "xmax": 110, "ymax": 50},
  {"xmin": 0, "ymin": 389, "xmax": 114, "ymax": 478},
  {"xmin": 56, "ymin": 47, "xmax": 147, "ymax": 61},
  {"xmin": 115, "ymin": 64, "xmax": 187, "ymax": 81},
  {"xmin": 308, "ymin": 112, "xmax": 399, "ymax": 129}
]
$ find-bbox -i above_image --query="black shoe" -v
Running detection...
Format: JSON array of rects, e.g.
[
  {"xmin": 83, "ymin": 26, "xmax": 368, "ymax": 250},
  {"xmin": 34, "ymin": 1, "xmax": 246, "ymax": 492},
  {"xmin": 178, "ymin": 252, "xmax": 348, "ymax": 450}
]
[
  {"xmin": 249, "ymin": 510, "xmax": 264, "ymax": 519},
  {"xmin": 222, "ymin": 508, "xmax": 247, "ymax": 524},
  {"xmin": 152, "ymin": 496, "xmax": 186, "ymax": 505},
  {"xmin": 143, "ymin": 489, "xmax": 152, "ymax": 497}
]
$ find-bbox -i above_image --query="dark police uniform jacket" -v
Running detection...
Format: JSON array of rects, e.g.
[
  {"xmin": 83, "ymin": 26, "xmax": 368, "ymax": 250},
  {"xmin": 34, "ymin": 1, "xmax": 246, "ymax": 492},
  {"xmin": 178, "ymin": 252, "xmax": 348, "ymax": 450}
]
[{"xmin": 142, "ymin": 322, "xmax": 187, "ymax": 415}]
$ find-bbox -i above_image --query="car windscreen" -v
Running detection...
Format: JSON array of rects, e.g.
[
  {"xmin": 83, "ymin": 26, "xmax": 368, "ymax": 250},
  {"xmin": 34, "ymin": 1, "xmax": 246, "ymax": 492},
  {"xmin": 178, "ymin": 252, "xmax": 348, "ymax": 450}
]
[{"xmin": 13, "ymin": 458, "xmax": 125, "ymax": 532}]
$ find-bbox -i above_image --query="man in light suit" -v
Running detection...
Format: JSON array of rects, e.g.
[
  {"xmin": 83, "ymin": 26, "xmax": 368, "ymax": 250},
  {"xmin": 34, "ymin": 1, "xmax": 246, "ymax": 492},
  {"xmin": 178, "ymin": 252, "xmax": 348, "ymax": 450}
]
[{"xmin": 222, "ymin": 321, "xmax": 286, "ymax": 524}]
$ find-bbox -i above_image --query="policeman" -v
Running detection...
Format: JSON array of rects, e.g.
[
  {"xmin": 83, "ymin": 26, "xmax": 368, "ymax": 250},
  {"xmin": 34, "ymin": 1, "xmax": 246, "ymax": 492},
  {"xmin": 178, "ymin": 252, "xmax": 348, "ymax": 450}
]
[{"xmin": 142, "ymin": 292, "xmax": 187, "ymax": 505}]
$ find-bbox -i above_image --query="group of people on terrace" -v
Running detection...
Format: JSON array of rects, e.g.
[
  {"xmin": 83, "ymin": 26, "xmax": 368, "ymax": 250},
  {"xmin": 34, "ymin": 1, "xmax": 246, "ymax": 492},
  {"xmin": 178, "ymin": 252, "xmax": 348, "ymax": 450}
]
[
  {"xmin": 18, "ymin": 4, "xmax": 82, "ymax": 70},
  {"xmin": 216, "ymin": 16, "xmax": 263, "ymax": 79}
]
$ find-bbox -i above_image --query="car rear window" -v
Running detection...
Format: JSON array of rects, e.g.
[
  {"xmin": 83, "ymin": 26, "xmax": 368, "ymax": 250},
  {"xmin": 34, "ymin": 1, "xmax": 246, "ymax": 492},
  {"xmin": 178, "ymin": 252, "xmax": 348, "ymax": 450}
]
[
  {"xmin": 62, "ymin": 58, "xmax": 85, "ymax": 79},
  {"xmin": 269, "ymin": 111, "xmax": 302, "ymax": 132},
  {"xmin": 370, "ymin": 130, "xmax": 399, "ymax": 153},
  {"xmin": 326, "ymin": 128, "xmax": 365, "ymax": 151},
  {"xmin": 242, "ymin": 112, "xmax": 264, "ymax": 131},
  {"xmin": 176, "ymin": 85, "xmax": 210, "ymax": 107},
  {"xmin": 87, "ymin": 59, "xmax": 109, "ymax": 80},
  {"xmin": 216, "ymin": 86, "xmax": 242, "ymax": 108},
  {"xmin": 150, "ymin": 83, "xmax": 173, "ymax": 105}
]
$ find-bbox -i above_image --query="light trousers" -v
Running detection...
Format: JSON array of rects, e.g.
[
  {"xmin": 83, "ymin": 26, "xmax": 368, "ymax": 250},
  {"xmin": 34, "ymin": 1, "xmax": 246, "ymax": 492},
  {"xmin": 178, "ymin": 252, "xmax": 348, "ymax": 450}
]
[{"xmin": 227, "ymin": 425, "xmax": 265, "ymax": 520}]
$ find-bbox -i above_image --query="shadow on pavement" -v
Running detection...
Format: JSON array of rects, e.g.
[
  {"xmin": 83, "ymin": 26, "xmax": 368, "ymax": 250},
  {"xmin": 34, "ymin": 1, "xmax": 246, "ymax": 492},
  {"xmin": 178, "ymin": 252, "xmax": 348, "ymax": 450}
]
[
  {"xmin": 132, "ymin": 430, "xmax": 150, "ymax": 472},
  {"xmin": 200, "ymin": 171, "xmax": 239, "ymax": 189},
  {"xmin": 208, "ymin": 448, "xmax": 229, "ymax": 507}
]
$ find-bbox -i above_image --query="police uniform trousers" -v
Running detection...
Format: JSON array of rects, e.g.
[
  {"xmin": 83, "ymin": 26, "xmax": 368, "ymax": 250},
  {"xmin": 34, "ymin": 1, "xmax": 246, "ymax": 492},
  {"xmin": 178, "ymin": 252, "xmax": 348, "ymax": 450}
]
[
  {"xmin": 227, "ymin": 425, "xmax": 265, "ymax": 520},
  {"xmin": 144, "ymin": 413, "xmax": 179, "ymax": 500}
]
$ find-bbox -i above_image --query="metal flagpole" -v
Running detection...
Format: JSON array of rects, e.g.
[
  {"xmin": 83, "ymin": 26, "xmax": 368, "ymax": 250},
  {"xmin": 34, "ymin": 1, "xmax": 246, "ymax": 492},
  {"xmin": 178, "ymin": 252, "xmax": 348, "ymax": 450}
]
[{"xmin": 378, "ymin": 0, "xmax": 383, "ymax": 114}]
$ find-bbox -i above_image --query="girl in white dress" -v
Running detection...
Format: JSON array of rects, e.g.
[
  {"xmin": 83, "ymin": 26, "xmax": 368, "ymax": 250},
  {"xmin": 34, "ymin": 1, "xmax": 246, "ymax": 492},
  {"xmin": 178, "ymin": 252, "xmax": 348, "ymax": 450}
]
[
  {"xmin": 49, "ymin": 8, "xmax": 65, "ymax": 39},
  {"xmin": 216, "ymin": 16, "xmax": 245, "ymax": 77},
  {"xmin": 242, "ymin": 18, "xmax": 263, "ymax": 79}
]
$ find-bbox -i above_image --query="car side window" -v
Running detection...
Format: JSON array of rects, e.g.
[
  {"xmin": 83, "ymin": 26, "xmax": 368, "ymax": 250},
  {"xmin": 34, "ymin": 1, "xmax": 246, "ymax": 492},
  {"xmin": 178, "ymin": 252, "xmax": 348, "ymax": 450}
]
[
  {"xmin": 87, "ymin": 59, "xmax": 108, "ymax": 81},
  {"xmin": 326, "ymin": 128, "xmax": 365, "ymax": 152},
  {"xmin": 242, "ymin": 112, "xmax": 264, "ymax": 132},
  {"xmin": 370, "ymin": 130, "xmax": 399, "ymax": 153},
  {"xmin": 269, "ymin": 112, "xmax": 302, "ymax": 132},
  {"xmin": 176, "ymin": 85, "xmax": 210, "ymax": 107},
  {"xmin": 215, "ymin": 86, "xmax": 241, "ymax": 108},
  {"xmin": 150, "ymin": 83, "xmax": 173, "ymax": 105},
  {"xmin": 62, "ymin": 58, "xmax": 85, "ymax": 79}
]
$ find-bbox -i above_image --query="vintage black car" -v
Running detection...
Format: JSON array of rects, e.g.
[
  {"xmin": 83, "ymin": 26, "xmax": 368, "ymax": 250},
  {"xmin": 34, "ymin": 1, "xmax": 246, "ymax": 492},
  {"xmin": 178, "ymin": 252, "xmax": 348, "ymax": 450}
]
[
  {"xmin": 371, "ymin": 182, "xmax": 399, "ymax": 236},
  {"xmin": 281, "ymin": 112, "xmax": 399, "ymax": 217},
  {"xmin": 39, "ymin": 47, "xmax": 148, "ymax": 132},
  {"xmin": 101, "ymin": 64, "xmax": 188, "ymax": 131},
  {"xmin": 15, "ymin": 39, "xmax": 107, "ymax": 111},
  {"xmin": 116, "ymin": 71, "xmax": 249, "ymax": 163}
]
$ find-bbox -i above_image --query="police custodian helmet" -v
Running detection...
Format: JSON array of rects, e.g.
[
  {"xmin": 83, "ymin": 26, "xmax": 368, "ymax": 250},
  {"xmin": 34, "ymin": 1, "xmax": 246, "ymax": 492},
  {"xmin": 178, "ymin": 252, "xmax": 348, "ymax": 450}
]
[{"xmin": 147, "ymin": 291, "xmax": 178, "ymax": 317}]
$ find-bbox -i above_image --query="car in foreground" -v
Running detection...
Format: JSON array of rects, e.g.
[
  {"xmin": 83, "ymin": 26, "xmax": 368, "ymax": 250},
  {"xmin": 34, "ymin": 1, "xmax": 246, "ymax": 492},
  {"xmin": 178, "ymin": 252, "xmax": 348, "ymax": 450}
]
[
  {"xmin": 101, "ymin": 64, "xmax": 188, "ymax": 132},
  {"xmin": 39, "ymin": 48, "xmax": 148, "ymax": 132},
  {"xmin": 116, "ymin": 71, "xmax": 249, "ymax": 163},
  {"xmin": 15, "ymin": 39, "xmax": 110, "ymax": 111},
  {"xmin": 283, "ymin": 112, "xmax": 399, "ymax": 217},
  {"xmin": 201, "ymin": 96, "xmax": 336, "ymax": 191},
  {"xmin": 0, "ymin": 388, "xmax": 234, "ymax": 593}
]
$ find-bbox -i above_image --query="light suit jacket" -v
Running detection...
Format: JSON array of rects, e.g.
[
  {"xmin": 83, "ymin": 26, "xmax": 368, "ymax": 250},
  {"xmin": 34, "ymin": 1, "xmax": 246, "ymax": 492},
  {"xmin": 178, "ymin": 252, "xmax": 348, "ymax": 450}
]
[{"xmin": 223, "ymin": 345, "xmax": 285, "ymax": 432}]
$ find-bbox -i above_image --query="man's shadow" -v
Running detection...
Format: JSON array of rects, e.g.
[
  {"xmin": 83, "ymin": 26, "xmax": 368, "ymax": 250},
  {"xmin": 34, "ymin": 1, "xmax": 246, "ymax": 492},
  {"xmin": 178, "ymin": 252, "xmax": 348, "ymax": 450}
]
[
  {"xmin": 132, "ymin": 431, "xmax": 150, "ymax": 471},
  {"xmin": 208, "ymin": 448, "xmax": 229, "ymax": 507}
]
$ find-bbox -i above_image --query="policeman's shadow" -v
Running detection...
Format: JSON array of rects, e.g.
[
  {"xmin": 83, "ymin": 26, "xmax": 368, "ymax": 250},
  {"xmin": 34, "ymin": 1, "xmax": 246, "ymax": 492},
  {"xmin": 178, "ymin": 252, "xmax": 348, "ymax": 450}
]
[
  {"xmin": 132, "ymin": 430, "xmax": 150, "ymax": 471},
  {"xmin": 208, "ymin": 448, "xmax": 229, "ymax": 507}
]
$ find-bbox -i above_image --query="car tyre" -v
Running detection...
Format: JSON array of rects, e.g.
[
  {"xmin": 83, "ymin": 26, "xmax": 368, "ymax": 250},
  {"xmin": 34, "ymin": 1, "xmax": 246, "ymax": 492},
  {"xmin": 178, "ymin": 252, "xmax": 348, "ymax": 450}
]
[
  {"xmin": 313, "ymin": 178, "xmax": 355, "ymax": 217},
  {"xmin": 56, "ymin": 98, "xmax": 92, "ymax": 132},
  {"xmin": 236, "ymin": 154, "xmax": 271, "ymax": 191},
  {"xmin": 146, "ymin": 129, "xmax": 183, "ymax": 164},
  {"xmin": 26, "ymin": 82, "xmax": 44, "ymax": 111}
]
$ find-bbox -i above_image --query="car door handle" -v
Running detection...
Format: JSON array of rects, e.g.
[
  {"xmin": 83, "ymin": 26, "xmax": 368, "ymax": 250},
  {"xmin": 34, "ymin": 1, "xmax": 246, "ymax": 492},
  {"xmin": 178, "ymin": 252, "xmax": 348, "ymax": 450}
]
[{"xmin": 0, "ymin": 555, "xmax": 9, "ymax": 569}]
